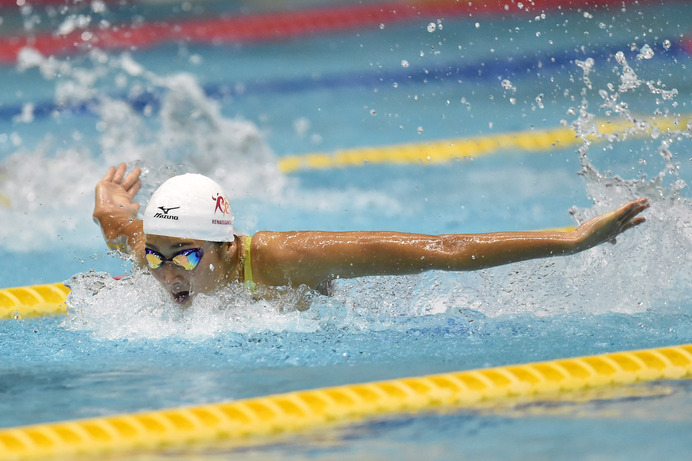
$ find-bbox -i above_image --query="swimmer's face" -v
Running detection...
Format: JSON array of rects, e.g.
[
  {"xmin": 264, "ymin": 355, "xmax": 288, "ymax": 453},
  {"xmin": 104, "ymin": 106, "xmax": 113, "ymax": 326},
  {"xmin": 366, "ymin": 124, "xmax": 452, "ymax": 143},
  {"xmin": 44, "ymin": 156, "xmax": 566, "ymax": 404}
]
[{"xmin": 144, "ymin": 235, "xmax": 228, "ymax": 306}]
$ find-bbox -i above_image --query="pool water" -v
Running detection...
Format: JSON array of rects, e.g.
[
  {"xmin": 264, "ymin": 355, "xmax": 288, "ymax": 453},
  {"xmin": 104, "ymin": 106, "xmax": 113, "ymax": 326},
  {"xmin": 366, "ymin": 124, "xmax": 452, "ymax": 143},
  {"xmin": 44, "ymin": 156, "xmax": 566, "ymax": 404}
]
[{"xmin": 1, "ymin": 1, "xmax": 691, "ymax": 459}]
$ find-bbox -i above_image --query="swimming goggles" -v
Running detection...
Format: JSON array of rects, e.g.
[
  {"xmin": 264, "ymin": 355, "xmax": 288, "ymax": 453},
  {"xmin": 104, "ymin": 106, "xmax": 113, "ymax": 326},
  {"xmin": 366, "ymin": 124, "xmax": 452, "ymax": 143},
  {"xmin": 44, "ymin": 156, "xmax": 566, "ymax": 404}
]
[{"xmin": 144, "ymin": 246, "xmax": 207, "ymax": 271}]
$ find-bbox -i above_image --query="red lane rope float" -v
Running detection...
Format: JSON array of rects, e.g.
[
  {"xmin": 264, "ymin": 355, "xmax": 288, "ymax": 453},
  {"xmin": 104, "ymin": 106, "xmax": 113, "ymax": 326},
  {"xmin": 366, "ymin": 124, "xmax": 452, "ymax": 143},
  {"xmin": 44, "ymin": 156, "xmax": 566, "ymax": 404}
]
[
  {"xmin": 0, "ymin": 0, "xmax": 121, "ymax": 6},
  {"xmin": 0, "ymin": 0, "xmax": 685, "ymax": 64},
  {"xmin": 682, "ymin": 36, "xmax": 692, "ymax": 56}
]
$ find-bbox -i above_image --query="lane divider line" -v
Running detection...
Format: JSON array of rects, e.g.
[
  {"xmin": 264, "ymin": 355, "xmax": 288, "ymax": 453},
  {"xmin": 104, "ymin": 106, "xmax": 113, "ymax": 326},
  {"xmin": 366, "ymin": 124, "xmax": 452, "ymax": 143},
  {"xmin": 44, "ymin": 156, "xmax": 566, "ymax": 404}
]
[
  {"xmin": 3, "ymin": 115, "xmax": 686, "ymax": 211},
  {"xmin": 1, "ymin": 0, "xmax": 685, "ymax": 63},
  {"xmin": 0, "ymin": 39, "xmax": 687, "ymax": 122},
  {"xmin": 0, "ymin": 282, "xmax": 69, "ymax": 319},
  {"xmin": 277, "ymin": 114, "xmax": 692, "ymax": 173},
  {"xmin": 0, "ymin": 343, "xmax": 690, "ymax": 460}
]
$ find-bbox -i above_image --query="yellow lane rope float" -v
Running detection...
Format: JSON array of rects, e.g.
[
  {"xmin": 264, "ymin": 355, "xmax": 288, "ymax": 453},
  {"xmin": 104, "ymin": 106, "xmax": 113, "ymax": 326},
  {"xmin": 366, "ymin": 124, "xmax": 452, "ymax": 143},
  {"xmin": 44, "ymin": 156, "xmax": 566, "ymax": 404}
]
[
  {"xmin": 0, "ymin": 343, "xmax": 690, "ymax": 460},
  {"xmin": 0, "ymin": 115, "xmax": 688, "ymax": 209},
  {"xmin": 0, "ymin": 283, "xmax": 69, "ymax": 320},
  {"xmin": 277, "ymin": 114, "xmax": 692, "ymax": 173}
]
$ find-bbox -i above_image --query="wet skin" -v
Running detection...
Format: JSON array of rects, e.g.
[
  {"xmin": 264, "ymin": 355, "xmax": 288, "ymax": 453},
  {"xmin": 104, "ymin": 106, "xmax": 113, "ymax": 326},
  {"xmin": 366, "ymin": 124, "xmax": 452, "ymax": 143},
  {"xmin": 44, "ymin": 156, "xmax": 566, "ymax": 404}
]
[
  {"xmin": 144, "ymin": 235, "xmax": 234, "ymax": 306},
  {"xmin": 95, "ymin": 164, "xmax": 650, "ymax": 306}
]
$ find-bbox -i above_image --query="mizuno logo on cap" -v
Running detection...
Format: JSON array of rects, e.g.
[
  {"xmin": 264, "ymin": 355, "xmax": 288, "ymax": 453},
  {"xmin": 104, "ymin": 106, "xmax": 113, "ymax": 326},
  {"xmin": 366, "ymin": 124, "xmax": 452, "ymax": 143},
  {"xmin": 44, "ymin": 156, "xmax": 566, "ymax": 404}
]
[{"xmin": 153, "ymin": 206, "xmax": 180, "ymax": 220}]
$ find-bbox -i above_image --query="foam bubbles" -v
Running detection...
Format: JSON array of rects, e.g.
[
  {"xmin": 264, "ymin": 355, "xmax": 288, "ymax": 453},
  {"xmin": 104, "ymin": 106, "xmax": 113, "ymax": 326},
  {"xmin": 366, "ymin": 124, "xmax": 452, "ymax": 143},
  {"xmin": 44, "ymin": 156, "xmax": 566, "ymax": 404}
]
[{"xmin": 63, "ymin": 269, "xmax": 322, "ymax": 340}]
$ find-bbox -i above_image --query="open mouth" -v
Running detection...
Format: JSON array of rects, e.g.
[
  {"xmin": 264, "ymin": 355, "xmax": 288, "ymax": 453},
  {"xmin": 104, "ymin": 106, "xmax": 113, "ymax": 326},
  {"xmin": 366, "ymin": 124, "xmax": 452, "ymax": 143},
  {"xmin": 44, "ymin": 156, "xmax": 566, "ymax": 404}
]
[{"xmin": 172, "ymin": 291, "xmax": 191, "ymax": 304}]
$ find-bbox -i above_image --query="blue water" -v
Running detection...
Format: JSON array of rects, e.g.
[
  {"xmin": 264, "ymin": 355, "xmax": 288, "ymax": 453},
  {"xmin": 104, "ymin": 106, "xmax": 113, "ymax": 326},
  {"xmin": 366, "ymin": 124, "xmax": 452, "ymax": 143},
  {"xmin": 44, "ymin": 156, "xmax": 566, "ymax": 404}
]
[{"xmin": 1, "ymin": 1, "xmax": 691, "ymax": 459}]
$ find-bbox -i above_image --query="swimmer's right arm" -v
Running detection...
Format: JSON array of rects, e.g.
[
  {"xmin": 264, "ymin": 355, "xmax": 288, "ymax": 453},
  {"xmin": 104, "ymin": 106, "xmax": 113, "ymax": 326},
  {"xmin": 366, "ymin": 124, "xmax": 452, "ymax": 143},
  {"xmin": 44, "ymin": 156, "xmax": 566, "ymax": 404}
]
[{"xmin": 93, "ymin": 163, "xmax": 145, "ymax": 261}]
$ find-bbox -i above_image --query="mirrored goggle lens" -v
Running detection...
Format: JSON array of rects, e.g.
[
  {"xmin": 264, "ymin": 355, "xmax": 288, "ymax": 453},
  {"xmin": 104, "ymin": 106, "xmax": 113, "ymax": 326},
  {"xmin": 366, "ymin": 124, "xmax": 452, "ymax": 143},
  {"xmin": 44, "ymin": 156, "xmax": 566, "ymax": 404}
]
[
  {"xmin": 145, "ymin": 248, "xmax": 204, "ymax": 271},
  {"xmin": 145, "ymin": 251, "xmax": 164, "ymax": 269},
  {"xmin": 171, "ymin": 249, "xmax": 203, "ymax": 271}
]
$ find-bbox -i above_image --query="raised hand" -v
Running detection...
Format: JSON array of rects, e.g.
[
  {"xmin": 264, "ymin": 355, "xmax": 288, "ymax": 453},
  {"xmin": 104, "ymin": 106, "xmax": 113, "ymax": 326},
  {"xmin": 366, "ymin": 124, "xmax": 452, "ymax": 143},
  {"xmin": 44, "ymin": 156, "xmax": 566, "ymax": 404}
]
[{"xmin": 94, "ymin": 163, "xmax": 142, "ymax": 221}]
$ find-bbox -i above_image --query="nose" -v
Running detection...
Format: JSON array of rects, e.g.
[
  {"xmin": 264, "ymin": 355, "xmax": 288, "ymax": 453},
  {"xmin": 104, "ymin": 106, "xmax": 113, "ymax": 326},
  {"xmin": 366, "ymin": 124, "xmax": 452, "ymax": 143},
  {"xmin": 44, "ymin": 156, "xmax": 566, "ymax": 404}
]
[{"xmin": 158, "ymin": 263, "xmax": 185, "ymax": 285}]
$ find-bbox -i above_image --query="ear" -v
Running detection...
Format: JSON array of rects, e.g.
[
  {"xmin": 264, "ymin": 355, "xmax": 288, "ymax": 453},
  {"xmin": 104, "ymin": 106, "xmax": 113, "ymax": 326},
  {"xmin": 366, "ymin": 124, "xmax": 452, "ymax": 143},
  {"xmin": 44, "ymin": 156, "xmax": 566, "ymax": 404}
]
[{"xmin": 222, "ymin": 238, "xmax": 238, "ymax": 261}]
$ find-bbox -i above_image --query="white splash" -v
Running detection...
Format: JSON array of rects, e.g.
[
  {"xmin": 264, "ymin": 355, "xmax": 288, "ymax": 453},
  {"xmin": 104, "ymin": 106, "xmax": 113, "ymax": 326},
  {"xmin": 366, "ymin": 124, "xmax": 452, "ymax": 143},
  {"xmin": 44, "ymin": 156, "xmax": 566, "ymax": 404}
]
[
  {"xmin": 63, "ymin": 269, "xmax": 322, "ymax": 340},
  {"xmin": 1, "ymin": 51, "xmax": 284, "ymax": 251}
]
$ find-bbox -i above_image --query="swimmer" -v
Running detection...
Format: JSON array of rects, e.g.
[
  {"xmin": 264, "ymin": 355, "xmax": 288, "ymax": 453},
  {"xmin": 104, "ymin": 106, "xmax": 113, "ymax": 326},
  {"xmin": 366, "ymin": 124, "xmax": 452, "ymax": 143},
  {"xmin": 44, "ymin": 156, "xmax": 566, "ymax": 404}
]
[{"xmin": 94, "ymin": 163, "xmax": 649, "ymax": 306}]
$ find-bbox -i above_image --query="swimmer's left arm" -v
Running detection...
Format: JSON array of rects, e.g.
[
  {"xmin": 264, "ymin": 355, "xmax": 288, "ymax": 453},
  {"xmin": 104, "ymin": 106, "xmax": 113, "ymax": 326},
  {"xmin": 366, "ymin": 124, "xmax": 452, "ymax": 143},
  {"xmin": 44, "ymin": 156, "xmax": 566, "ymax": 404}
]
[
  {"xmin": 250, "ymin": 199, "xmax": 648, "ymax": 289},
  {"xmin": 93, "ymin": 163, "xmax": 145, "ymax": 262}
]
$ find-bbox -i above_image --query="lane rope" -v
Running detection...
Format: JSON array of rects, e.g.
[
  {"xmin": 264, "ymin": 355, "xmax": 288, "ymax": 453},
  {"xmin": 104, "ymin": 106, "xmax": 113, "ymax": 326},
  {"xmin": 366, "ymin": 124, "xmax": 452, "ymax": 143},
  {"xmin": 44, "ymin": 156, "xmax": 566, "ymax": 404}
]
[
  {"xmin": 0, "ymin": 0, "xmax": 686, "ymax": 63},
  {"xmin": 0, "ymin": 282, "xmax": 69, "ymax": 319},
  {"xmin": 0, "ymin": 38, "xmax": 687, "ymax": 122},
  {"xmin": 277, "ymin": 114, "xmax": 692, "ymax": 173},
  {"xmin": 1, "ymin": 115, "xmax": 685, "ymax": 210},
  {"xmin": 0, "ymin": 343, "xmax": 690, "ymax": 460}
]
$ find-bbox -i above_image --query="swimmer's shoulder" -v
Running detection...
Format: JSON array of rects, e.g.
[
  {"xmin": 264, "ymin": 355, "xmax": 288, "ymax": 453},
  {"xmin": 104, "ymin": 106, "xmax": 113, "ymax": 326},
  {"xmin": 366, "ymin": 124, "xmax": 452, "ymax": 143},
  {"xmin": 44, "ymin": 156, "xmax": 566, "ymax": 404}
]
[
  {"xmin": 246, "ymin": 231, "xmax": 327, "ymax": 287},
  {"xmin": 245, "ymin": 230, "xmax": 295, "ymax": 262},
  {"xmin": 248, "ymin": 230, "xmax": 337, "ymax": 257}
]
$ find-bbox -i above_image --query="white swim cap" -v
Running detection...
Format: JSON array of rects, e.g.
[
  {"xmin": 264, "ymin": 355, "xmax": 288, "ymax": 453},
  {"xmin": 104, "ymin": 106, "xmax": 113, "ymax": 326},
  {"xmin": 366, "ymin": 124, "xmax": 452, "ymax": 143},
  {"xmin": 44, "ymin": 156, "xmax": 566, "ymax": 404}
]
[{"xmin": 143, "ymin": 173, "xmax": 235, "ymax": 242}]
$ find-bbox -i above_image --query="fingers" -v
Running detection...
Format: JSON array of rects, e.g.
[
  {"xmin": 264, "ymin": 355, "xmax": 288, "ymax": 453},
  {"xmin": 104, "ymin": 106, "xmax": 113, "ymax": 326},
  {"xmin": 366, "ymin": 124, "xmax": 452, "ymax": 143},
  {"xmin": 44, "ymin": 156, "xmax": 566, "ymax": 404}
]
[
  {"xmin": 616, "ymin": 198, "xmax": 649, "ymax": 228},
  {"xmin": 112, "ymin": 162, "xmax": 127, "ymax": 183},
  {"xmin": 128, "ymin": 177, "xmax": 142, "ymax": 199},
  {"xmin": 621, "ymin": 216, "xmax": 647, "ymax": 232},
  {"xmin": 121, "ymin": 167, "xmax": 142, "ymax": 191},
  {"xmin": 102, "ymin": 163, "xmax": 141, "ymax": 192},
  {"xmin": 101, "ymin": 165, "xmax": 117, "ymax": 182}
]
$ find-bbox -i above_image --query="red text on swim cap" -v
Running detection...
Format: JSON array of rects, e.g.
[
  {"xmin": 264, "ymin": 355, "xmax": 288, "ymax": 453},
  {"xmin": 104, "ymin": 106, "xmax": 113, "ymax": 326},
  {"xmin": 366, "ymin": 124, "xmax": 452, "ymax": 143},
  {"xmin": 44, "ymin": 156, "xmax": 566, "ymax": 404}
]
[{"xmin": 212, "ymin": 194, "xmax": 230, "ymax": 215}]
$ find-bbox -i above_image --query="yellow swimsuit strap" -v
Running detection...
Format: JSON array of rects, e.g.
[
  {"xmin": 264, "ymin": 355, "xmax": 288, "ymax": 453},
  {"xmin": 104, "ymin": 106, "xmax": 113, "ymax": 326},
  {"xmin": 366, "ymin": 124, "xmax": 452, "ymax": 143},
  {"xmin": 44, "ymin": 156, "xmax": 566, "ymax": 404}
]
[{"xmin": 243, "ymin": 235, "xmax": 254, "ymax": 285}]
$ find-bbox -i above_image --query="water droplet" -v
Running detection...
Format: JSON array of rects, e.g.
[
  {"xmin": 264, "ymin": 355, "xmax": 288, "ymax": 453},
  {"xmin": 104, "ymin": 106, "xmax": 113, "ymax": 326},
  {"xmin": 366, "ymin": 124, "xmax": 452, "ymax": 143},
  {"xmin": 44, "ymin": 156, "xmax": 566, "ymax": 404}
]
[
  {"xmin": 663, "ymin": 39, "xmax": 671, "ymax": 50},
  {"xmin": 636, "ymin": 44, "xmax": 654, "ymax": 60},
  {"xmin": 401, "ymin": 60, "xmax": 409, "ymax": 68},
  {"xmin": 535, "ymin": 93, "xmax": 544, "ymax": 109},
  {"xmin": 615, "ymin": 51, "xmax": 627, "ymax": 65},
  {"xmin": 427, "ymin": 22, "xmax": 436, "ymax": 33}
]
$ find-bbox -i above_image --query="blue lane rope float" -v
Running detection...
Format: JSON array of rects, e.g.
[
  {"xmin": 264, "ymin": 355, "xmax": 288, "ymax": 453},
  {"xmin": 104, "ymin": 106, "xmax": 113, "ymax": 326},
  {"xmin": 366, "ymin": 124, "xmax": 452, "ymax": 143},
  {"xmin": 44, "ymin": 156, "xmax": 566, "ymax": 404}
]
[{"xmin": 0, "ymin": 343, "xmax": 690, "ymax": 460}]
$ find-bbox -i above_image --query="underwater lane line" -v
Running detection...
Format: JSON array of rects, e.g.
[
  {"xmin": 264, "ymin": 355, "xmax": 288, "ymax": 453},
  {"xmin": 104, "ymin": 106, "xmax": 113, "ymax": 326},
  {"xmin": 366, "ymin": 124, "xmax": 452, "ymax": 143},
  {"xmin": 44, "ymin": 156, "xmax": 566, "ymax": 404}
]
[
  {"xmin": 0, "ymin": 38, "xmax": 688, "ymax": 122},
  {"xmin": 0, "ymin": 343, "xmax": 690, "ymax": 460},
  {"xmin": 277, "ymin": 114, "xmax": 692, "ymax": 173}
]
